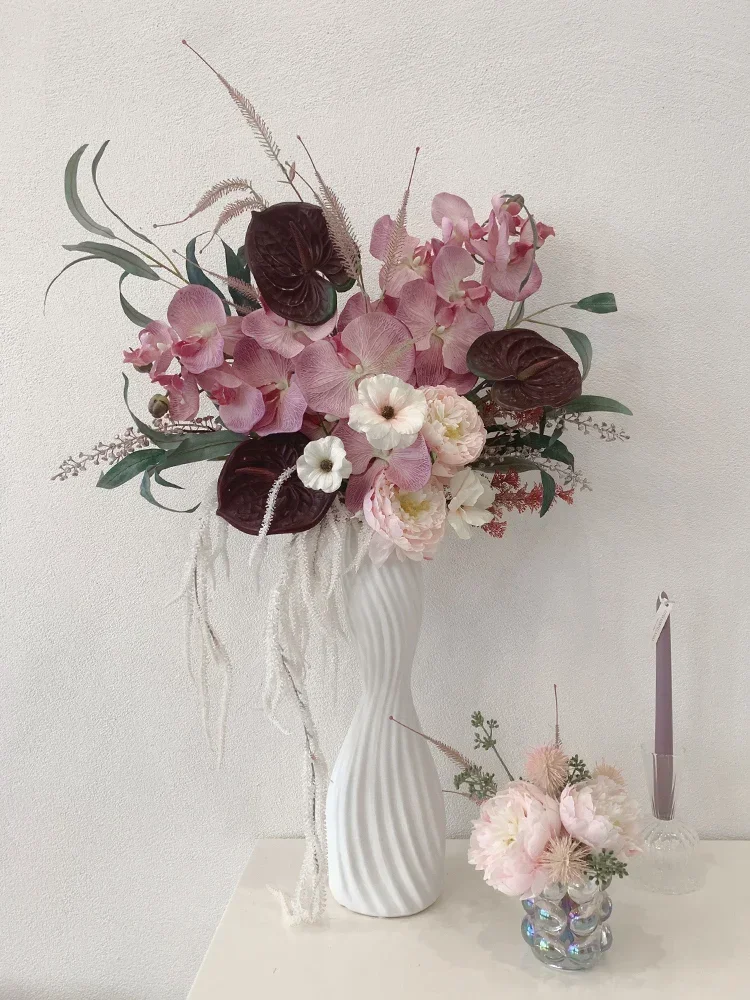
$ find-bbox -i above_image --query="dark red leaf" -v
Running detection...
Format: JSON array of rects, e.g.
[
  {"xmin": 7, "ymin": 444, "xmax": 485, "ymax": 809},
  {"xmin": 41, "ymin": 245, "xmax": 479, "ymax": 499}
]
[
  {"xmin": 216, "ymin": 433, "xmax": 335, "ymax": 535},
  {"xmin": 466, "ymin": 329, "xmax": 582, "ymax": 410},
  {"xmin": 245, "ymin": 202, "xmax": 353, "ymax": 325}
]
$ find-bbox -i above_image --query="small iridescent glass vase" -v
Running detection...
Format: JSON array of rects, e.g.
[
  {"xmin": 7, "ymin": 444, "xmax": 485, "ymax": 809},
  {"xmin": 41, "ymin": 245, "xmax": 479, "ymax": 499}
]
[{"xmin": 520, "ymin": 877, "xmax": 613, "ymax": 971}]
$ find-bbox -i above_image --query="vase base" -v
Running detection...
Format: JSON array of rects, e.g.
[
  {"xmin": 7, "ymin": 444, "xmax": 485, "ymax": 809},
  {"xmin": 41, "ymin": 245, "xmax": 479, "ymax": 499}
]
[{"xmin": 330, "ymin": 885, "xmax": 443, "ymax": 919}]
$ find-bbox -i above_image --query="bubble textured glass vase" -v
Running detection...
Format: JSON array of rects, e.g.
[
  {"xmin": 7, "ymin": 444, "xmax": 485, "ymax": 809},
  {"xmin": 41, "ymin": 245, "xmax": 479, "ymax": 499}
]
[
  {"xmin": 520, "ymin": 879, "xmax": 614, "ymax": 971},
  {"xmin": 326, "ymin": 551, "xmax": 446, "ymax": 917}
]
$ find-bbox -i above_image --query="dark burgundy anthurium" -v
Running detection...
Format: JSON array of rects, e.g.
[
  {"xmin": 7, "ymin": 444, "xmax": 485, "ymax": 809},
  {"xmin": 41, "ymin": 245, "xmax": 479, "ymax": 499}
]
[
  {"xmin": 466, "ymin": 328, "xmax": 582, "ymax": 410},
  {"xmin": 245, "ymin": 202, "xmax": 354, "ymax": 326},
  {"xmin": 217, "ymin": 433, "xmax": 335, "ymax": 535}
]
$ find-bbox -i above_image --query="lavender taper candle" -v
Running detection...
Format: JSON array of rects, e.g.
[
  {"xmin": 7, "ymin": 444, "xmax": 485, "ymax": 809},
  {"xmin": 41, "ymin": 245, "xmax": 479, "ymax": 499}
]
[{"xmin": 653, "ymin": 592, "xmax": 674, "ymax": 819}]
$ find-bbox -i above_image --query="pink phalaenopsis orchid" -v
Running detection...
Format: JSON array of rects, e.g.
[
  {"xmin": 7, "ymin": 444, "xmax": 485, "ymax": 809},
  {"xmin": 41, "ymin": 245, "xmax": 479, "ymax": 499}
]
[
  {"xmin": 167, "ymin": 285, "xmax": 228, "ymax": 374},
  {"xmin": 152, "ymin": 371, "xmax": 200, "ymax": 421},
  {"xmin": 123, "ymin": 321, "xmax": 177, "ymax": 377},
  {"xmin": 233, "ymin": 338, "xmax": 308, "ymax": 436},
  {"xmin": 334, "ymin": 420, "xmax": 432, "ymax": 512},
  {"xmin": 431, "ymin": 192, "xmax": 487, "ymax": 247},
  {"xmin": 370, "ymin": 215, "xmax": 433, "ymax": 295},
  {"xmin": 241, "ymin": 303, "xmax": 337, "ymax": 359},
  {"xmin": 396, "ymin": 279, "xmax": 490, "ymax": 374},
  {"xmin": 197, "ymin": 363, "xmax": 265, "ymax": 434},
  {"xmin": 294, "ymin": 313, "xmax": 415, "ymax": 418},
  {"xmin": 480, "ymin": 201, "xmax": 555, "ymax": 302}
]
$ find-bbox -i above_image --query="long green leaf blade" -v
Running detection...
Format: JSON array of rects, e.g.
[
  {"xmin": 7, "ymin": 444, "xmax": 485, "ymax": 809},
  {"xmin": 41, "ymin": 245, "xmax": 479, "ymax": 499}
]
[
  {"xmin": 572, "ymin": 293, "xmax": 617, "ymax": 314},
  {"xmin": 156, "ymin": 430, "xmax": 246, "ymax": 470},
  {"xmin": 140, "ymin": 470, "xmax": 200, "ymax": 513},
  {"xmin": 540, "ymin": 470, "xmax": 556, "ymax": 517},
  {"xmin": 44, "ymin": 255, "xmax": 99, "ymax": 310},
  {"xmin": 561, "ymin": 327, "xmax": 593, "ymax": 379},
  {"xmin": 118, "ymin": 272, "xmax": 154, "ymax": 327},
  {"xmin": 97, "ymin": 448, "xmax": 164, "ymax": 488},
  {"xmin": 91, "ymin": 141, "xmax": 157, "ymax": 246},
  {"xmin": 222, "ymin": 240, "xmax": 258, "ymax": 310},
  {"xmin": 186, "ymin": 237, "xmax": 230, "ymax": 315},
  {"xmin": 64, "ymin": 144, "xmax": 116, "ymax": 238},
  {"xmin": 63, "ymin": 242, "xmax": 159, "ymax": 281},
  {"xmin": 555, "ymin": 395, "xmax": 632, "ymax": 416}
]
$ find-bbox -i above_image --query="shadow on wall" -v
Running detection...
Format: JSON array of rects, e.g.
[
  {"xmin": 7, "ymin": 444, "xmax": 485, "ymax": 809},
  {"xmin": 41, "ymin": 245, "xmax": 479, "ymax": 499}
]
[{"xmin": 0, "ymin": 987, "xmax": 143, "ymax": 1000}]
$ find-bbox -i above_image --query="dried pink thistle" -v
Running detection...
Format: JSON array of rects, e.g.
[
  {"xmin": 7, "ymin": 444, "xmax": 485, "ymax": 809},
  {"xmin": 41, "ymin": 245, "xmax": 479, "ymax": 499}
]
[
  {"xmin": 540, "ymin": 834, "xmax": 590, "ymax": 885},
  {"xmin": 525, "ymin": 744, "xmax": 569, "ymax": 796},
  {"xmin": 593, "ymin": 762, "xmax": 625, "ymax": 785}
]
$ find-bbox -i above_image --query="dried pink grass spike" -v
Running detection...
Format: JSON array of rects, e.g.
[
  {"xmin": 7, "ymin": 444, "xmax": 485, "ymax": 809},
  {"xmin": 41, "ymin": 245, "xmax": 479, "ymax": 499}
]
[
  {"xmin": 525, "ymin": 744, "xmax": 569, "ymax": 796},
  {"xmin": 593, "ymin": 762, "xmax": 625, "ymax": 786},
  {"xmin": 540, "ymin": 834, "xmax": 589, "ymax": 885}
]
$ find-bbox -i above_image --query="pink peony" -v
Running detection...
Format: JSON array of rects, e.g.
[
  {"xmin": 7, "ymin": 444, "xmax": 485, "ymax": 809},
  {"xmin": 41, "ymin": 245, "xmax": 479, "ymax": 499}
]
[
  {"xmin": 421, "ymin": 385, "xmax": 486, "ymax": 476},
  {"xmin": 363, "ymin": 472, "xmax": 446, "ymax": 566},
  {"xmin": 469, "ymin": 781, "xmax": 562, "ymax": 897},
  {"xmin": 560, "ymin": 775, "xmax": 642, "ymax": 859}
]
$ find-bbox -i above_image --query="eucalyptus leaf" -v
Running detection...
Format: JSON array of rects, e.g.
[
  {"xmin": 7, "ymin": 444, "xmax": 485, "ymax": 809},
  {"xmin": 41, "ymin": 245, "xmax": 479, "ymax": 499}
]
[
  {"xmin": 554, "ymin": 395, "xmax": 632, "ymax": 416},
  {"xmin": 561, "ymin": 327, "xmax": 593, "ymax": 379},
  {"xmin": 97, "ymin": 448, "xmax": 164, "ymax": 489},
  {"xmin": 514, "ymin": 432, "xmax": 575, "ymax": 468},
  {"xmin": 44, "ymin": 255, "xmax": 99, "ymax": 310},
  {"xmin": 155, "ymin": 429, "xmax": 247, "ymax": 470},
  {"xmin": 572, "ymin": 293, "xmax": 617, "ymax": 313},
  {"xmin": 91, "ymin": 141, "xmax": 156, "ymax": 246},
  {"xmin": 540, "ymin": 470, "xmax": 556, "ymax": 517},
  {"xmin": 64, "ymin": 144, "xmax": 116, "ymax": 238},
  {"xmin": 122, "ymin": 373, "xmax": 183, "ymax": 450},
  {"xmin": 186, "ymin": 237, "xmax": 230, "ymax": 315},
  {"xmin": 118, "ymin": 272, "xmax": 154, "ymax": 327},
  {"xmin": 64, "ymin": 242, "xmax": 159, "ymax": 281},
  {"xmin": 140, "ymin": 470, "xmax": 200, "ymax": 513}
]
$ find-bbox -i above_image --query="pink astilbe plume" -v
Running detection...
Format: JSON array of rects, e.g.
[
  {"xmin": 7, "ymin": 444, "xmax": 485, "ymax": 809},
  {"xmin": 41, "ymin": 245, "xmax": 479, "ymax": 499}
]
[
  {"xmin": 540, "ymin": 834, "xmax": 590, "ymax": 885},
  {"xmin": 525, "ymin": 744, "xmax": 569, "ymax": 797}
]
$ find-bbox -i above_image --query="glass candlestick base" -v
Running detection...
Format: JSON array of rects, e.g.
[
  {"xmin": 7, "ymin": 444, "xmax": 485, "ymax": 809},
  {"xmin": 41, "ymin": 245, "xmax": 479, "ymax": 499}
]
[{"xmin": 632, "ymin": 749, "xmax": 700, "ymax": 894}]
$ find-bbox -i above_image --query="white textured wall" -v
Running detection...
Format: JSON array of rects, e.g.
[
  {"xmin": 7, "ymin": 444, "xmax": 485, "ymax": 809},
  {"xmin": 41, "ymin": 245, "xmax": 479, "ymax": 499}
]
[{"xmin": 3, "ymin": 1, "xmax": 749, "ymax": 997}]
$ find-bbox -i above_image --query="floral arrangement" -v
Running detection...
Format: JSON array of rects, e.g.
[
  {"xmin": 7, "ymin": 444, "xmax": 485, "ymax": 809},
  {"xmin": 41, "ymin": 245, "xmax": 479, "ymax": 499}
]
[
  {"xmin": 393, "ymin": 698, "xmax": 642, "ymax": 898},
  {"xmin": 51, "ymin": 42, "xmax": 632, "ymax": 565}
]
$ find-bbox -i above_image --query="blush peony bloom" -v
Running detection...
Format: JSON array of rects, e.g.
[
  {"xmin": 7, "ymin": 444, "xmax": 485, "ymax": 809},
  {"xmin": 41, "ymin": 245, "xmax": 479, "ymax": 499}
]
[
  {"xmin": 560, "ymin": 775, "xmax": 642, "ymax": 859},
  {"xmin": 363, "ymin": 472, "xmax": 446, "ymax": 566},
  {"xmin": 447, "ymin": 469, "xmax": 495, "ymax": 538},
  {"xmin": 167, "ymin": 285, "xmax": 228, "ymax": 374},
  {"xmin": 296, "ymin": 436, "xmax": 352, "ymax": 493},
  {"xmin": 468, "ymin": 781, "xmax": 562, "ymax": 897},
  {"xmin": 348, "ymin": 374, "xmax": 427, "ymax": 450},
  {"xmin": 421, "ymin": 385, "xmax": 487, "ymax": 476}
]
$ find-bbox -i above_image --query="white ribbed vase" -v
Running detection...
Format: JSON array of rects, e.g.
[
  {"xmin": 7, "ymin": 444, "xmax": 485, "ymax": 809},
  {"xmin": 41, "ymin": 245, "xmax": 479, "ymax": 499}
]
[{"xmin": 326, "ymin": 548, "xmax": 446, "ymax": 917}]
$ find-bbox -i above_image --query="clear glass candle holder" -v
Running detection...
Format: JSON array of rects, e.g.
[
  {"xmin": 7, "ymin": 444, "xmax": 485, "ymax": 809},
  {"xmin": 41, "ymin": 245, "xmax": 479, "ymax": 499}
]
[
  {"xmin": 520, "ymin": 877, "xmax": 614, "ymax": 971},
  {"xmin": 632, "ymin": 747, "xmax": 700, "ymax": 894}
]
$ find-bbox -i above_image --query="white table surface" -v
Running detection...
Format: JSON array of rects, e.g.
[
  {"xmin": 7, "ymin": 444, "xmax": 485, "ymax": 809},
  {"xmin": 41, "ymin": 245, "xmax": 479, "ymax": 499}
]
[{"xmin": 188, "ymin": 839, "xmax": 748, "ymax": 998}]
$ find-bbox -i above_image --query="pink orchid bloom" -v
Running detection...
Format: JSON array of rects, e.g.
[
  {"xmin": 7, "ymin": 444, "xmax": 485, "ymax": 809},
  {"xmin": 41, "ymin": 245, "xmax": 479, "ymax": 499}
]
[
  {"xmin": 396, "ymin": 278, "xmax": 490, "ymax": 374},
  {"xmin": 197, "ymin": 364, "xmax": 265, "ymax": 434},
  {"xmin": 233, "ymin": 339, "xmax": 307, "ymax": 436},
  {"xmin": 370, "ymin": 215, "xmax": 433, "ymax": 295},
  {"xmin": 123, "ymin": 321, "xmax": 177, "ymax": 377},
  {"xmin": 480, "ymin": 201, "xmax": 555, "ymax": 302},
  {"xmin": 167, "ymin": 285, "xmax": 227, "ymax": 374},
  {"xmin": 334, "ymin": 420, "xmax": 432, "ymax": 512},
  {"xmin": 337, "ymin": 291, "xmax": 394, "ymax": 332},
  {"xmin": 152, "ymin": 371, "xmax": 200, "ymax": 421},
  {"xmin": 241, "ymin": 303, "xmax": 337, "ymax": 359},
  {"xmin": 412, "ymin": 341, "xmax": 476, "ymax": 394},
  {"xmin": 294, "ymin": 312, "xmax": 415, "ymax": 418},
  {"xmin": 431, "ymin": 192, "xmax": 488, "ymax": 247},
  {"xmin": 431, "ymin": 245, "xmax": 493, "ymax": 320}
]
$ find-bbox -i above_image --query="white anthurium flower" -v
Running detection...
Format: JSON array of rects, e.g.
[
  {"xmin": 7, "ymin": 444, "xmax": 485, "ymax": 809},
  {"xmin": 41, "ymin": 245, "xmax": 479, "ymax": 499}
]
[
  {"xmin": 348, "ymin": 374, "xmax": 428, "ymax": 450},
  {"xmin": 447, "ymin": 468, "xmax": 495, "ymax": 538},
  {"xmin": 296, "ymin": 436, "xmax": 352, "ymax": 493}
]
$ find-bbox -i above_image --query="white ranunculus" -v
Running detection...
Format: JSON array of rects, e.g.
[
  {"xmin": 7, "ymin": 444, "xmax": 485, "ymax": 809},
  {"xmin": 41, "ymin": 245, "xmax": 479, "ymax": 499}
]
[
  {"xmin": 296, "ymin": 435, "xmax": 352, "ymax": 493},
  {"xmin": 348, "ymin": 374, "xmax": 427, "ymax": 450},
  {"xmin": 447, "ymin": 469, "xmax": 495, "ymax": 538}
]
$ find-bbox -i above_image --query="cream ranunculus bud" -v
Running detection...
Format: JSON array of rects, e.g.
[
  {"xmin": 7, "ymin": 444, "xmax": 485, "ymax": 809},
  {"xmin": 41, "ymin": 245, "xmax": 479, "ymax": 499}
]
[{"xmin": 148, "ymin": 393, "xmax": 170, "ymax": 418}]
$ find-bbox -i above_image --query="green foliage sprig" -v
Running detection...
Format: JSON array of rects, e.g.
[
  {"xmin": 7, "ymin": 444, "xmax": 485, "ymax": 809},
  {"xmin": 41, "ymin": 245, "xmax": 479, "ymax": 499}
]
[
  {"xmin": 587, "ymin": 850, "xmax": 629, "ymax": 887},
  {"xmin": 567, "ymin": 754, "xmax": 592, "ymax": 784}
]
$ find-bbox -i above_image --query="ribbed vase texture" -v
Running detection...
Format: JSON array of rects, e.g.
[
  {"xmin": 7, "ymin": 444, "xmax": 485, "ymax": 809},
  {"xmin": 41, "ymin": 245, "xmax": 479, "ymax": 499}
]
[{"xmin": 326, "ymin": 550, "xmax": 446, "ymax": 917}]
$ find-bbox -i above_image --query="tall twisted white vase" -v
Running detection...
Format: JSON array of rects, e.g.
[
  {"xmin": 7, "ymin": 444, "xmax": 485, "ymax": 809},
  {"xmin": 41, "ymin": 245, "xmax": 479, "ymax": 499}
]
[{"xmin": 326, "ymin": 547, "xmax": 446, "ymax": 917}]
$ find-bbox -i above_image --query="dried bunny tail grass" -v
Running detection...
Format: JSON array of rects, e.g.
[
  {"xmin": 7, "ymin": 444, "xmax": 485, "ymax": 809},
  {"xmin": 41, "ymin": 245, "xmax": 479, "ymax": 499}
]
[
  {"xmin": 154, "ymin": 178, "xmax": 256, "ymax": 228},
  {"xmin": 296, "ymin": 135, "xmax": 362, "ymax": 283},
  {"xmin": 201, "ymin": 194, "xmax": 268, "ymax": 250},
  {"xmin": 381, "ymin": 147, "xmax": 420, "ymax": 285},
  {"xmin": 389, "ymin": 717, "xmax": 477, "ymax": 771},
  {"xmin": 182, "ymin": 41, "xmax": 301, "ymax": 199},
  {"xmin": 593, "ymin": 762, "xmax": 625, "ymax": 785},
  {"xmin": 540, "ymin": 835, "xmax": 590, "ymax": 885},
  {"xmin": 525, "ymin": 744, "xmax": 569, "ymax": 796}
]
